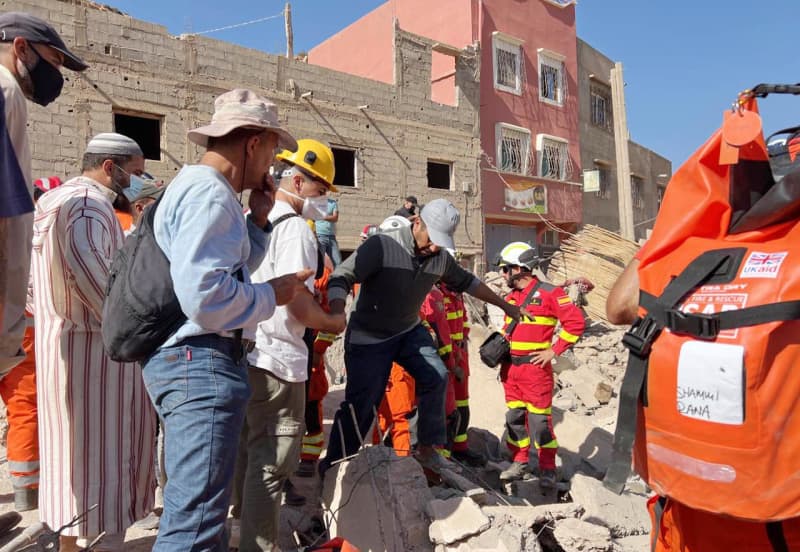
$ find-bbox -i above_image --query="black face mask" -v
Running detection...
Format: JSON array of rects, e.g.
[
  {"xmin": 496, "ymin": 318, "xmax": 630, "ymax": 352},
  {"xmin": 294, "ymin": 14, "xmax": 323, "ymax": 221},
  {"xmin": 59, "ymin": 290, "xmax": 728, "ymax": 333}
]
[{"xmin": 24, "ymin": 51, "xmax": 64, "ymax": 106}]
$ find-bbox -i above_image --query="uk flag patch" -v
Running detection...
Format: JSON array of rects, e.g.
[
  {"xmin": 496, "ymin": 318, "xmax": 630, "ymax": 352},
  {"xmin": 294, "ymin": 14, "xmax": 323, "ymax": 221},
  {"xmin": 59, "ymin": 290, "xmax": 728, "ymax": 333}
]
[{"xmin": 740, "ymin": 251, "xmax": 788, "ymax": 279}]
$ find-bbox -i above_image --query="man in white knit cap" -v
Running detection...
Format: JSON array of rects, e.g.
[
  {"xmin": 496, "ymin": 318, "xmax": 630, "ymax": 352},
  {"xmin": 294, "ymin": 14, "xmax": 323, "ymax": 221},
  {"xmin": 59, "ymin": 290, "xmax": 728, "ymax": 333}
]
[{"xmin": 31, "ymin": 132, "xmax": 156, "ymax": 552}]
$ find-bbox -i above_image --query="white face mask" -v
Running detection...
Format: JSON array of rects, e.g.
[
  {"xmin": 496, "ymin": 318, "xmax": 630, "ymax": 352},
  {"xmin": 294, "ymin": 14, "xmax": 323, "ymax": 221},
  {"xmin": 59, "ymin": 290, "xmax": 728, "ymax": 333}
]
[{"xmin": 283, "ymin": 188, "xmax": 328, "ymax": 221}]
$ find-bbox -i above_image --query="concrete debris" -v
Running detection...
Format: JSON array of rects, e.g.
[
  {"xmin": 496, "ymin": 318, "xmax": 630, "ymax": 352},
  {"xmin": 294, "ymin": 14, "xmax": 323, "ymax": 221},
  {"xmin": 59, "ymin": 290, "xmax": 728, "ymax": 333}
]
[
  {"xmin": 427, "ymin": 497, "xmax": 491, "ymax": 545},
  {"xmin": 465, "ymin": 427, "xmax": 505, "ymax": 463},
  {"xmin": 503, "ymin": 479, "xmax": 558, "ymax": 506},
  {"xmin": 553, "ymin": 410, "xmax": 613, "ymax": 476},
  {"xmin": 439, "ymin": 468, "xmax": 488, "ymax": 505},
  {"xmin": 322, "ymin": 446, "xmax": 434, "ymax": 552},
  {"xmin": 482, "ymin": 502, "xmax": 583, "ymax": 529},
  {"xmin": 569, "ymin": 473, "xmax": 650, "ymax": 538},
  {"xmin": 552, "ymin": 517, "xmax": 614, "ymax": 552},
  {"xmin": 557, "ymin": 365, "xmax": 613, "ymax": 409},
  {"xmin": 594, "ymin": 382, "xmax": 614, "ymax": 405},
  {"xmin": 615, "ymin": 534, "xmax": 652, "ymax": 552}
]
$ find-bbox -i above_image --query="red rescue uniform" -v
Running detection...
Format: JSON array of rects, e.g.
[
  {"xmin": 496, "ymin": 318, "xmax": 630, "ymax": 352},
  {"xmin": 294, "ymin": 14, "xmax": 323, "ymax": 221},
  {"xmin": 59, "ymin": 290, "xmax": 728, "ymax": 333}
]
[{"xmin": 502, "ymin": 277, "xmax": 584, "ymax": 469}]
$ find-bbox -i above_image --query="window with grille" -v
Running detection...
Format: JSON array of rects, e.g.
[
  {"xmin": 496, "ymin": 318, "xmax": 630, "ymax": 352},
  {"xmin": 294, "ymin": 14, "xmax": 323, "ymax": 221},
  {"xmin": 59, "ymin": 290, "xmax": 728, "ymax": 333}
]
[
  {"xmin": 492, "ymin": 34, "xmax": 522, "ymax": 94},
  {"xmin": 537, "ymin": 135, "xmax": 571, "ymax": 181},
  {"xmin": 539, "ymin": 51, "xmax": 565, "ymax": 105},
  {"xmin": 496, "ymin": 123, "xmax": 532, "ymax": 175},
  {"xmin": 596, "ymin": 166, "xmax": 612, "ymax": 199},
  {"xmin": 590, "ymin": 84, "xmax": 612, "ymax": 130},
  {"xmin": 632, "ymin": 176, "xmax": 645, "ymax": 209},
  {"xmin": 657, "ymin": 186, "xmax": 666, "ymax": 210}
]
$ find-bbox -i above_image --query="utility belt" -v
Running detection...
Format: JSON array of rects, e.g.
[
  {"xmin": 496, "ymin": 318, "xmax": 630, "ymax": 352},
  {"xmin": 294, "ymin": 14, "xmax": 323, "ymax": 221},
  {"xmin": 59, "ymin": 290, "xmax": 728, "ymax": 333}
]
[{"xmin": 509, "ymin": 352, "xmax": 549, "ymax": 366}]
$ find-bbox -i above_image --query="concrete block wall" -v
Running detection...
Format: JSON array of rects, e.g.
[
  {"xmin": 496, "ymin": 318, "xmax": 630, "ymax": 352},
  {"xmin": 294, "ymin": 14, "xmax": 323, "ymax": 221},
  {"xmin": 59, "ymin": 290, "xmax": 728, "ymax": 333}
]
[{"xmin": 17, "ymin": 0, "xmax": 484, "ymax": 260}]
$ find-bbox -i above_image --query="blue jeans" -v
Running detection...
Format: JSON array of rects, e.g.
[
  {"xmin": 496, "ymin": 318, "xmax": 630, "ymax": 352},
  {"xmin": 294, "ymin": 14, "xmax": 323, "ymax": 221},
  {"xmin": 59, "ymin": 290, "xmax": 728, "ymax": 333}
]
[
  {"xmin": 142, "ymin": 335, "xmax": 250, "ymax": 552},
  {"xmin": 317, "ymin": 234, "xmax": 341, "ymax": 267},
  {"xmin": 321, "ymin": 324, "xmax": 447, "ymax": 471}
]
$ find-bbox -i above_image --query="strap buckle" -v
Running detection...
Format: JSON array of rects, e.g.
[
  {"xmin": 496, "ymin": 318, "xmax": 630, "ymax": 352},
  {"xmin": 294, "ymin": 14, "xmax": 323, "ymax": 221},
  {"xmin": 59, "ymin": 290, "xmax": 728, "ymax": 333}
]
[
  {"xmin": 666, "ymin": 310, "xmax": 720, "ymax": 339},
  {"xmin": 622, "ymin": 315, "xmax": 661, "ymax": 357}
]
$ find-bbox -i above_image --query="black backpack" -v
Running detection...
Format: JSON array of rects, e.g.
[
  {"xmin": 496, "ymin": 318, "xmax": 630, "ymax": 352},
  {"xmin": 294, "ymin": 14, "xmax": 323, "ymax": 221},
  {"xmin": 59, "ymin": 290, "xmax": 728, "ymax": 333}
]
[{"xmin": 102, "ymin": 197, "xmax": 186, "ymax": 362}]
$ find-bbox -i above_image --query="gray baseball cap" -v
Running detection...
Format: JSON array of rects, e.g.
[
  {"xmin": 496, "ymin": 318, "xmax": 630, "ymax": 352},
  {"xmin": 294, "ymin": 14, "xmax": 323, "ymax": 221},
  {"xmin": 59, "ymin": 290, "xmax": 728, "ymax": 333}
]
[{"xmin": 420, "ymin": 198, "xmax": 460, "ymax": 251}]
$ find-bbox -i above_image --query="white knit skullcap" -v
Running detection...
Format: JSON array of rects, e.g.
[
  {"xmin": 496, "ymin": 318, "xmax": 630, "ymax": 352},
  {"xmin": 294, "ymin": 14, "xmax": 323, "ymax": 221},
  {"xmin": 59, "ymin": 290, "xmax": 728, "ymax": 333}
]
[{"xmin": 85, "ymin": 133, "xmax": 143, "ymax": 156}]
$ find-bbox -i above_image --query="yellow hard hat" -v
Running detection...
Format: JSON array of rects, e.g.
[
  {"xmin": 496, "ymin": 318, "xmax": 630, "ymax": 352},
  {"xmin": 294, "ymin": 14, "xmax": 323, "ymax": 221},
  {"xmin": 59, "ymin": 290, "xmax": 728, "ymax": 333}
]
[{"xmin": 276, "ymin": 138, "xmax": 338, "ymax": 192}]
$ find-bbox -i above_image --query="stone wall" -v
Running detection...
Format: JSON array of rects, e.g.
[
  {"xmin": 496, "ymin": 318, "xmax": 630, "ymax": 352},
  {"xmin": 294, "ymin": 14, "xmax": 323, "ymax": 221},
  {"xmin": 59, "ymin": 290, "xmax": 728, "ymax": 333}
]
[{"xmin": 18, "ymin": 0, "xmax": 484, "ymax": 258}]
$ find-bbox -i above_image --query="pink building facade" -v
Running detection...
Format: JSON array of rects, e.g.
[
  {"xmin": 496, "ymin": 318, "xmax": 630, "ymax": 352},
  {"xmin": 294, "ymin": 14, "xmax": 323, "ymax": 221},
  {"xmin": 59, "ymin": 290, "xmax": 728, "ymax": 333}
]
[{"xmin": 310, "ymin": 0, "xmax": 582, "ymax": 264}]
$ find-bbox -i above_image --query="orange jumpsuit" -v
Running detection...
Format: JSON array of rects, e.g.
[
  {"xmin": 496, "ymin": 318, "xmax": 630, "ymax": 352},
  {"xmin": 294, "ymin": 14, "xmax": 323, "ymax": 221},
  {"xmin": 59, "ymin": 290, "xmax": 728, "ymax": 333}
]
[{"xmin": 1, "ymin": 313, "xmax": 39, "ymax": 496}]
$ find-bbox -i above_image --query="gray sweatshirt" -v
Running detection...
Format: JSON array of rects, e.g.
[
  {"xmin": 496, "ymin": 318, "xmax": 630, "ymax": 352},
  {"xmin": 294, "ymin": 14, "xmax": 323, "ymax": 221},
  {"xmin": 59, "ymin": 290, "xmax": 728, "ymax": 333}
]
[{"xmin": 328, "ymin": 225, "xmax": 479, "ymax": 344}]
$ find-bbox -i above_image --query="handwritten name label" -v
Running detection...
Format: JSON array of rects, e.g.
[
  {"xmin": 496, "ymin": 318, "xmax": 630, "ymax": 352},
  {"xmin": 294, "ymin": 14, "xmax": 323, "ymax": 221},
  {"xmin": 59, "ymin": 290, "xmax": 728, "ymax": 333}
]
[{"xmin": 676, "ymin": 342, "xmax": 744, "ymax": 425}]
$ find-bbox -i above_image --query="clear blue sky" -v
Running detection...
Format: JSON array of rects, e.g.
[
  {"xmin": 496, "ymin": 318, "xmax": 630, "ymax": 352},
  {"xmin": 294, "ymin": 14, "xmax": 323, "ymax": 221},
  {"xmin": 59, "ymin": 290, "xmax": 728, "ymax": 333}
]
[{"xmin": 106, "ymin": 0, "xmax": 799, "ymax": 168}]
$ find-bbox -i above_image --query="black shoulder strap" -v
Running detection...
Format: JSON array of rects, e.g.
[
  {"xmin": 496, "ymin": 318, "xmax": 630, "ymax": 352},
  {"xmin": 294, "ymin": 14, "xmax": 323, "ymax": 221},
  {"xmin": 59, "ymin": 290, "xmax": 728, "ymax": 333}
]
[
  {"xmin": 604, "ymin": 249, "xmax": 736, "ymax": 494},
  {"xmin": 505, "ymin": 280, "xmax": 543, "ymax": 338},
  {"xmin": 271, "ymin": 212, "xmax": 300, "ymax": 228}
]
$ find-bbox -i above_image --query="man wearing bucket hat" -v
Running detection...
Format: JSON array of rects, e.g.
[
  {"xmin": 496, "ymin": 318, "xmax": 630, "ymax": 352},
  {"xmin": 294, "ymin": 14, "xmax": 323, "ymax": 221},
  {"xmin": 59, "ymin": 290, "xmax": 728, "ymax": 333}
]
[
  {"xmin": 143, "ymin": 89, "xmax": 312, "ymax": 552},
  {"xmin": 0, "ymin": 11, "xmax": 86, "ymax": 383},
  {"xmin": 319, "ymin": 199, "xmax": 521, "ymax": 476}
]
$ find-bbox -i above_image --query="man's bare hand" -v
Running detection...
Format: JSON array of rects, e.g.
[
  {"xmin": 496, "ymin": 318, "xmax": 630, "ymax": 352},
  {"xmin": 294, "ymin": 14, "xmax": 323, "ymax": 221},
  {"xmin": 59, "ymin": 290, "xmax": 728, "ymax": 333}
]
[
  {"xmin": 270, "ymin": 269, "xmax": 314, "ymax": 306},
  {"xmin": 503, "ymin": 302, "xmax": 521, "ymax": 322},
  {"xmin": 249, "ymin": 178, "xmax": 276, "ymax": 227},
  {"xmin": 529, "ymin": 348, "xmax": 556, "ymax": 366},
  {"xmin": 324, "ymin": 312, "xmax": 347, "ymax": 334}
]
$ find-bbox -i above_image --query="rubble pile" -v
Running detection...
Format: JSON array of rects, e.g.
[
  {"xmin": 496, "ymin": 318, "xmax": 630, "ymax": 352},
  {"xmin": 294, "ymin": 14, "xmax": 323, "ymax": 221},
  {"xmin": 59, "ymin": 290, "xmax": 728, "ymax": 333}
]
[{"xmin": 309, "ymin": 318, "xmax": 650, "ymax": 552}]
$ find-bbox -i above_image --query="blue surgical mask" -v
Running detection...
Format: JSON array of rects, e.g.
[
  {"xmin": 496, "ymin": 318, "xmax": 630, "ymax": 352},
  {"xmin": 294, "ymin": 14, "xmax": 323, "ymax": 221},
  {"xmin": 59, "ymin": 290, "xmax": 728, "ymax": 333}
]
[
  {"xmin": 113, "ymin": 165, "xmax": 153, "ymax": 202},
  {"xmin": 123, "ymin": 174, "xmax": 148, "ymax": 202}
]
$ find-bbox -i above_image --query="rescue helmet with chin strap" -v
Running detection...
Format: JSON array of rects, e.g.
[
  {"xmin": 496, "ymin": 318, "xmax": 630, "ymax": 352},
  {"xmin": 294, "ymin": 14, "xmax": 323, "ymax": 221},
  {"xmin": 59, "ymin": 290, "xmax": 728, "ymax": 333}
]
[{"xmin": 497, "ymin": 241, "xmax": 539, "ymax": 270}]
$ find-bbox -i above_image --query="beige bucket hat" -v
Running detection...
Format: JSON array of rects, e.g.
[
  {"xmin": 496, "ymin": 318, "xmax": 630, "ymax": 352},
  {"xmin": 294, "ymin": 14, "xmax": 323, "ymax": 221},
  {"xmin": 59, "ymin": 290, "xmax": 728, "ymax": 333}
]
[{"xmin": 188, "ymin": 89, "xmax": 297, "ymax": 150}]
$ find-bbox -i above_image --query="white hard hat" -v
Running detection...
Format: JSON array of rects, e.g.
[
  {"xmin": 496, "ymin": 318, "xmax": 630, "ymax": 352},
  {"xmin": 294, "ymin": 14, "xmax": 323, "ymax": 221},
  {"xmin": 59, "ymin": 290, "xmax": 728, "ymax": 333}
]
[
  {"xmin": 379, "ymin": 215, "xmax": 412, "ymax": 232},
  {"xmin": 497, "ymin": 241, "xmax": 538, "ymax": 270}
]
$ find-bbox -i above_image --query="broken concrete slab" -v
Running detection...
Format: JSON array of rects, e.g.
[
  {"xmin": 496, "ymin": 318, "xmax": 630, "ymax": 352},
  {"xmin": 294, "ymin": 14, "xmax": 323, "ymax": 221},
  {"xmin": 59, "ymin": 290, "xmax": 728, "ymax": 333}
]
[
  {"xmin": 482, "ymin": 502, "xmax": 583, "ymax": 529},
  {"xmin": 552, "ymin": 409, "xmax": 613, "ymax": 474},
  {"xmin": 427, "ymin": 497, "xmax": 491, "ymax": 545},
  {"xmin": 569, "ymin": 473, "xmax": 650, "ymax": 538},
  {"xmin": 502, "ymin": 479, "xmax": 558, "ymax": 506},
  {"xmin": 558, "ymin": 365, "xmax": 613, "ymax": 409},
  {"xmin": 322, "ymin": 446, "xmax": 434, "ymax": 552},
  {"xmin": 442, "ymin": 523, "xmax": 542, "ymax": 552},
  {"xmin": 439, "ymin": 468, "xmax": 487, "ymax": 504},
  {"xmin": 466, "ymin": 427, "xmax": 504, "ymax": 462},
  {"xmin": 552, "ymin": 517, "xmax": 613, "ymax": 552}
]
